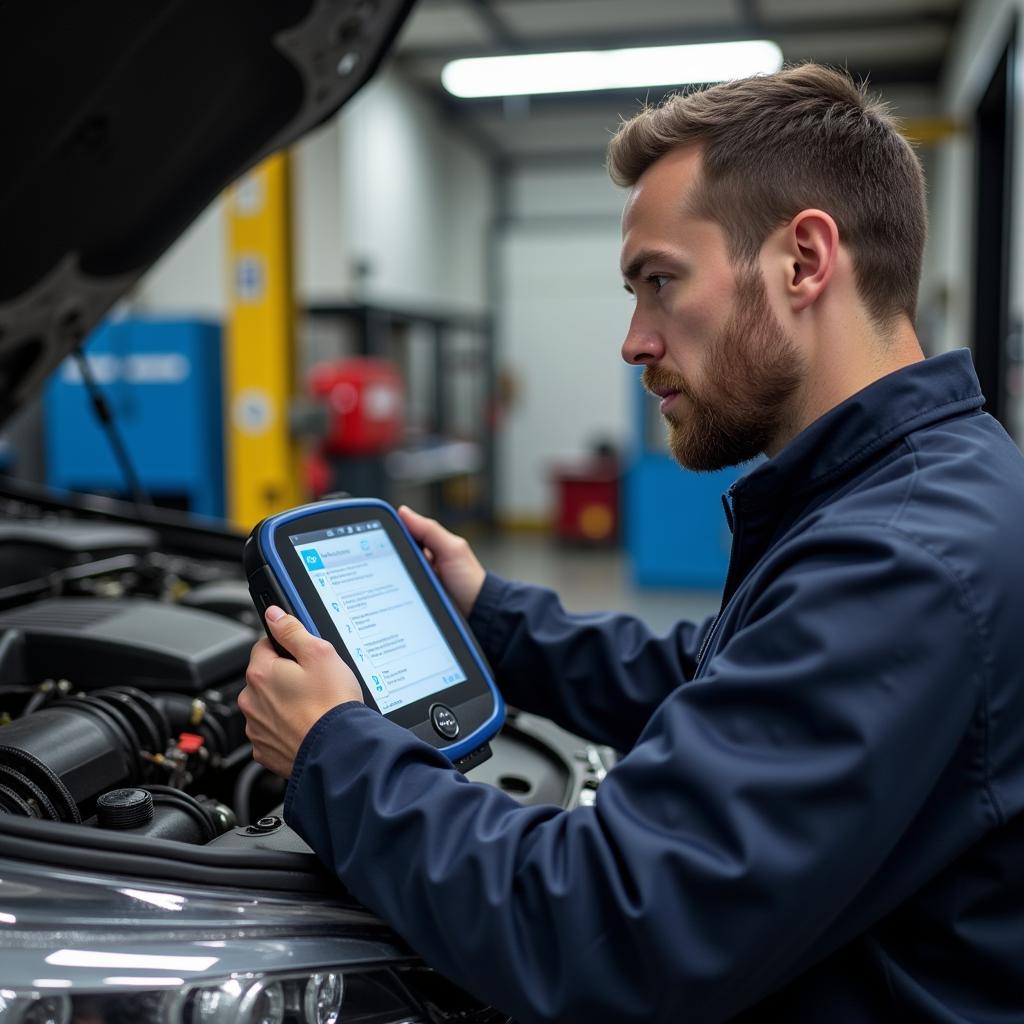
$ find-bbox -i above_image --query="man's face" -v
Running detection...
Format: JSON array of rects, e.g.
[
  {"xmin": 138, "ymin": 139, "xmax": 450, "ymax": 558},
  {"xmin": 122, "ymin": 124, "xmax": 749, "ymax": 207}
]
[{"xmin": 620, "ymin": 146, "xmax": 804, "ymax": 471}]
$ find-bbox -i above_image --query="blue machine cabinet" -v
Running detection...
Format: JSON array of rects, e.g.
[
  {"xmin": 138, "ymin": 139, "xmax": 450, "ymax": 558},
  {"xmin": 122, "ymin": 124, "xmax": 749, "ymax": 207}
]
[
  {"xmin": 625, "ymin": 369, "xmax": 745, "ymax": 589},
  {"xmin": 45, "ymin": 318, "xmax": 224, "ymax": 518}
]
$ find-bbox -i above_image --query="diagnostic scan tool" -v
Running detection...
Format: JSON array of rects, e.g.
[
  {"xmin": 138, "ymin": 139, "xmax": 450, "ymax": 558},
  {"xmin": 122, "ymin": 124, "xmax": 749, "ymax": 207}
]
[{"xmin": 244, "ymin": 498, "xmax": 504, "ymax": 771}]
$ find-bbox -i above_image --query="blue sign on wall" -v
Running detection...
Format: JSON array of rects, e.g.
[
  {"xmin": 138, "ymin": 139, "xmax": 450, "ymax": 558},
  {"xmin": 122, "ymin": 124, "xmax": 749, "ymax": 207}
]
[{"xmin": 45, "ymin": 318, "xmax": 225, "ymax": 518}]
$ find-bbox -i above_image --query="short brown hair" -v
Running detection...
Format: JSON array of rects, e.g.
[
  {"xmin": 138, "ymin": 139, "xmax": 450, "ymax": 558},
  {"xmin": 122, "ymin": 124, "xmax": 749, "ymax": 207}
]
[{"xmin": 607, "ymin": 64, "xmax": 927, "ymax": 327}]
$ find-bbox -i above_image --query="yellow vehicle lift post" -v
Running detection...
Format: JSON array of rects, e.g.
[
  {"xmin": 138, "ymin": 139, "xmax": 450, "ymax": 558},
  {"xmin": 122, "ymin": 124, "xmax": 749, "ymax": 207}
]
[{"xmin": 224, "ymin": 151, "xmax": 303, "ymax": 531}]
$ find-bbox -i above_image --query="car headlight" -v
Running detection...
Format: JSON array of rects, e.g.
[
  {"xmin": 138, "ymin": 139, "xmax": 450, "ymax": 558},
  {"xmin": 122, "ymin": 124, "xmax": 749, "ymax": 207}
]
[
  {"xmin": 0, "ymin": 871, "xmax": 511, "ymax": 1024},
  {"xmin": 302, "ymin": 973, "xmax": 343, "ymax": 1024},
  {"xmin": 0, "ymin": 968, "xmax": 414, "ymax": 1024},
  {"xmin": 0, "ymin": 994, "xmax": 71, "ymax": 1024},
  {"xmin": 0, "ymin": 964, "xmax": 514, "ymax": 1024}
]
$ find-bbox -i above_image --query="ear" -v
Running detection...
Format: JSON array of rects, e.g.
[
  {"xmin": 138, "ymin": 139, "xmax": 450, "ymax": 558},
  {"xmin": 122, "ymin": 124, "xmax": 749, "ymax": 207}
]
[{"xmin": 781, "ymin": 209, "xmax": 839, "ymax": 313}]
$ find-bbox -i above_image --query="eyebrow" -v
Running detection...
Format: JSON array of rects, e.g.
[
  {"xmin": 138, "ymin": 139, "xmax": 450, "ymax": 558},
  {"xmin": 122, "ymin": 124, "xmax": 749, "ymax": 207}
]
[{"xmin": 620, "ymin": 248, "xmax": 677, "ymax": 284}]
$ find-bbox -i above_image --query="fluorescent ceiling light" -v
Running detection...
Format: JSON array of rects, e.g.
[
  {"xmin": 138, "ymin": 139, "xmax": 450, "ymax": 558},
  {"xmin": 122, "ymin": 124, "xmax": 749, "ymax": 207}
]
[{"xmin": 441, "ymin": 41, "xmax": 783, "ymax": 99}]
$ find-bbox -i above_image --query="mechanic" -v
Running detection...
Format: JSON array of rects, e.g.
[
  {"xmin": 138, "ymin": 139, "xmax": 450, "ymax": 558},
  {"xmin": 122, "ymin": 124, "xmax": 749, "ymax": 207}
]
[{"xmin": 239, "ymin": 64, "xmax": 1024, "ymax": 1023}]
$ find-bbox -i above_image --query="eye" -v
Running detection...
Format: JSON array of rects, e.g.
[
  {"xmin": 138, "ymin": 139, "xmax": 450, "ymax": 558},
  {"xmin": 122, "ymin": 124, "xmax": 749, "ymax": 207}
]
[{"xmin": 648, "ymin": 273, "xmax": 670, "ymax": 293}]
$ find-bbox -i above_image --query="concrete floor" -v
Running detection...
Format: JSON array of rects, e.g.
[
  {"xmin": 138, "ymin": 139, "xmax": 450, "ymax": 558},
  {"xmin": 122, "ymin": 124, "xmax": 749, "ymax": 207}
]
[{"xmin": 472, "ymin": 533, "xmax": 721, "ymax": 635}]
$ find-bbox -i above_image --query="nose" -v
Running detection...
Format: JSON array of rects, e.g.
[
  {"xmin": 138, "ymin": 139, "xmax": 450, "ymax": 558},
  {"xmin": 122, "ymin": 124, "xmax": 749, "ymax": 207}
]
[{"xmin": 621, "ymin": 308, "xmax": 665, "ymax": 365}]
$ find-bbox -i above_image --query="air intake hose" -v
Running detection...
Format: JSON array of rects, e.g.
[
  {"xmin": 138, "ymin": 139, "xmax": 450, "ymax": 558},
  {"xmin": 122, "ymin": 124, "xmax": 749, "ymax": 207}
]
[{"xmin": 0, "ymin": 687, "xmax": 169, "ymax": 822}]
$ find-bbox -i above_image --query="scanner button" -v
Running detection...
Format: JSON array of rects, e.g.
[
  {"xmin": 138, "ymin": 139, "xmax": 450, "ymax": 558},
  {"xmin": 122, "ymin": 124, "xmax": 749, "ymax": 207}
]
[{"xmin": 429, "ymin": 703, "xmax": 460, "ymax": 740}]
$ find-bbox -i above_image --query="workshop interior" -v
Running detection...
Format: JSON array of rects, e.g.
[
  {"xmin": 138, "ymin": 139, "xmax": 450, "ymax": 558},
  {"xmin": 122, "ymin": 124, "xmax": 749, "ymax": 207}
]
[{"xmin": 0, "ymin": 0, "xmax": 1016, "ymax": 1021}]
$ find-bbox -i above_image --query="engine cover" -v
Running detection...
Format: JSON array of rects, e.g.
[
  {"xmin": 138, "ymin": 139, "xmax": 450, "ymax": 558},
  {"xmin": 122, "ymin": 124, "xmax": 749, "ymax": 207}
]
[{"xmin": 0, "ymin": 597, "xmax": 255, "ymax": 691}]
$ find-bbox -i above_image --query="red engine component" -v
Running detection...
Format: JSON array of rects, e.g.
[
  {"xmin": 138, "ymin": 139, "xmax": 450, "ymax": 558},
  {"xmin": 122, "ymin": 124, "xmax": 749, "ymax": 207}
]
[
  {"xmin": 176, "ymin": 732, "xmax": 205, "ymax": 755},
  {"xmin": 308, "ymin": 358, "xmax": 405, "ymax": 456}
]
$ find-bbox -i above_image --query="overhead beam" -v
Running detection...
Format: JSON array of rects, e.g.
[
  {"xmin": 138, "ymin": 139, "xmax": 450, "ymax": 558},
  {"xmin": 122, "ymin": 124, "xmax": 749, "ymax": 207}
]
[
  {"xmin": 736, "ymin": 0, "xmax": 764, "ymax": 35},
  {"xmin": 464, "ymin": 0, "xmax": 520, "ymax": 48},
  {"xmin": 399, "ymin": 10, "xmax": 956, "ymax": 61}
]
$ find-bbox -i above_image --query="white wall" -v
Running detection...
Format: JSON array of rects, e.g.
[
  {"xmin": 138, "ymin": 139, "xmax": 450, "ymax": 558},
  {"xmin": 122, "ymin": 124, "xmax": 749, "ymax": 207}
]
[
  {"xmin": 335, "ymin": 71, "xmax": 493, "ymax": 313},
  {"xmin": 497, "ymin": 164, "xmax": 632, "ymax": 521},
  {"xmin": 128, "ymin": 194, "xmax": 227, "ymax": 319},
  {"xmin": 293, "ymin": 117, "xmax": 346, "ymax": 305}
]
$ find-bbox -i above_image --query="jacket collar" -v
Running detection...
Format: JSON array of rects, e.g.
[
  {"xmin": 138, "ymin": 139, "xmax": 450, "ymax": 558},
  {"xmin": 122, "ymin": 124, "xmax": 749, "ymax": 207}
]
[
  {"xmin": 733, "ymin": 349, "xmax": 985, "ymax": 511},
  {"xmin": 717, "ymin": 350, "xmax": 985, "ymax": 603}
]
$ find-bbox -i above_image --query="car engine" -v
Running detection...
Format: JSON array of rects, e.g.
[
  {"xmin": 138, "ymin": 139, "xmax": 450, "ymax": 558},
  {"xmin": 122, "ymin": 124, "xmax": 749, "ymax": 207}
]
[
  {"xmin": 0, "ymin": 487, "xmax": 612, "ymax": 849},
  {"xmin": 0, "ymin": 502, "xmax": 275, "ymax": 842}
]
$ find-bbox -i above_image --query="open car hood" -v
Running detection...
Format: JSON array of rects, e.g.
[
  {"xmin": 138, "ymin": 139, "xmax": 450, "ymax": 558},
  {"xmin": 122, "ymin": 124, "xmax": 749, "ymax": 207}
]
[{"xmin": 0, "ymin": 0, "xmax": 416, "ymax": 429}]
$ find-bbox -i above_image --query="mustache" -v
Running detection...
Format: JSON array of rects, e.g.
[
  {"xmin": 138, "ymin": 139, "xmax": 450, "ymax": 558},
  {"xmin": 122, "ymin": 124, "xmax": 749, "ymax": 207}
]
[{"xmin": 641, "ymin": 365, "xmax": 689, "ymax": 398}]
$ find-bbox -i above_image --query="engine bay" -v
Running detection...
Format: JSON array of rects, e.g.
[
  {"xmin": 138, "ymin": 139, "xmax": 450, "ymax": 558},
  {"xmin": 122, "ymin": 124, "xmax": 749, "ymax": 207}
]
[
  {"xmin": 0, "ymin": 498, "xmax": 275, "ymax": 842},
  {"xmin": 0, "ymin": 485, "xmax": 608, "ymax": 852}
]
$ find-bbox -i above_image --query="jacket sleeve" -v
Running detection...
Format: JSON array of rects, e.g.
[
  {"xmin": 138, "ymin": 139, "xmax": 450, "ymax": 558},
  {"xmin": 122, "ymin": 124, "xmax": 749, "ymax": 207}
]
[
  {"xmin": 468, "ymin": 572, "xmax": 716, "ymax": 750},
  {"xmin": 285, "ymin": 526, "xmax": 991, "ymax": 1024}
]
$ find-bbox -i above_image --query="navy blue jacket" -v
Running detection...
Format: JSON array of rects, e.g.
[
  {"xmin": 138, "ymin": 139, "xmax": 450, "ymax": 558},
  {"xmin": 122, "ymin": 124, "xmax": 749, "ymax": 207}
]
[{"xmin": 286, "ymin": 350, "xmax": 1024, "ymax": 1023}]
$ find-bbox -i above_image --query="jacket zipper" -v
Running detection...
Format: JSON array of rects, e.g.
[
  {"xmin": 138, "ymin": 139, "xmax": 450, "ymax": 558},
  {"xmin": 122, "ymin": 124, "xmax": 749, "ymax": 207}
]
[{"xmin": 694, "ymin": 488, "xmax": 743, "ymax": 675}]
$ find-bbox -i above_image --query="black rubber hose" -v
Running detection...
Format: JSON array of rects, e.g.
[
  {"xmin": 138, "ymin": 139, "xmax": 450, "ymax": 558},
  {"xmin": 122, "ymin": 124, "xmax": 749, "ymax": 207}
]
[{"xmin": 233, "ymin": 759, "xmax": 267, "ymax": 827}]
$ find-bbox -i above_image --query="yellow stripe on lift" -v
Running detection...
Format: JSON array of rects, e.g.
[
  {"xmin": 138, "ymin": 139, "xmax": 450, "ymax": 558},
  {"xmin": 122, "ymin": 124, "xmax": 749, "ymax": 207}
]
[{"xmin": 224, "ymin": 151, "xmax": 303, "ymax": 531}]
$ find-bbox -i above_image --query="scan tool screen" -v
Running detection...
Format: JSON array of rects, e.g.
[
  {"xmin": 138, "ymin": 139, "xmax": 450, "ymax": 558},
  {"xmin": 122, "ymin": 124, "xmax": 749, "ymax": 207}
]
[{"xmin": 290, "ymin": 520, "xmax": 468, "ymax": 714}]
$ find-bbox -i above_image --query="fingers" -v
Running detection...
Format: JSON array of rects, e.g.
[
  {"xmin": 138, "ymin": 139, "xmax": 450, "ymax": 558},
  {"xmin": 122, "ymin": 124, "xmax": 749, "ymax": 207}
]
[
  {"xmin": 398, "ymin": 504, "xmax": 431, "ymax": 543},
  {"xmin": 398, "ymin": 505, "xmax": 462, "ymax": 559},
  {"xmin": 247, "ymin": 636, "xmax": 277, "ymax": 679},
  {"xmin": 264, "ymin": 607, "xmax": 335, "ymax": 664},
  {"xmin": 398, "ymin": 505, "xmax": 485, "ymax": 615}
]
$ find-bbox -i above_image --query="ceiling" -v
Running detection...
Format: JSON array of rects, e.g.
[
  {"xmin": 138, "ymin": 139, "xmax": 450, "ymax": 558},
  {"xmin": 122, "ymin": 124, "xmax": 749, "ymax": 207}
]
[{"xmin": 390, "ymin": 0, "xmax": 964, "ymax": 163}]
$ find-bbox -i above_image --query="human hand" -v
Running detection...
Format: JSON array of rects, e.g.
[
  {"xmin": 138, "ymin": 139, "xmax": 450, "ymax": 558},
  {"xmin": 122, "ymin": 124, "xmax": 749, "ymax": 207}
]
[
  {"xmin": 238, "ymin": 606, "xmax": 364, "ymax": 778},
  {"xmin": 398, "ymin": 505, "xmax": 486, "ymax": 617}
]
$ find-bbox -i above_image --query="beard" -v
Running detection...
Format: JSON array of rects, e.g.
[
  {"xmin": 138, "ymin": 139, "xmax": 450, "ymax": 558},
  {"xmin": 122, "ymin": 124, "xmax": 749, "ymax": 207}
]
[{"xmin": 642, "ymin": 269, "xmax": 804, "ymax": 472}]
